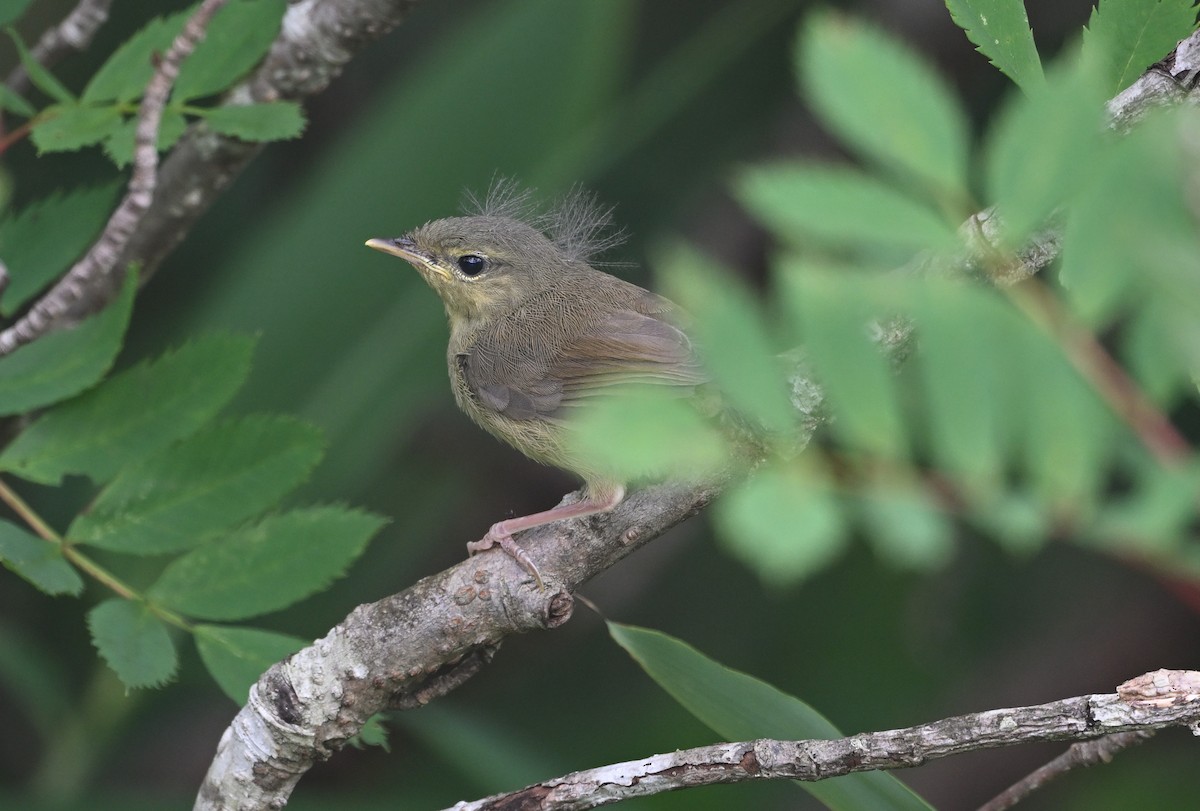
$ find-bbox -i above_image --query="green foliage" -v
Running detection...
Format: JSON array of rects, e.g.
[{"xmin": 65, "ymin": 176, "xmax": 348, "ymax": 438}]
[
  {"xmin": 0, "ymin": 334, "xmax": 255, "ymax": 485},
  {"xmin": 0, "ymin": 520, "xmax": 82, "ymax": 595},
  {"xmin": 147, "ymin": 507, "xmax": 386, "ymax": 620},
  {"xmin": 14, "ymin": 0, "xmax": 294, "ymax": 164},
  {"xmin": 87, "ymin": 599, "xmax": 177, "ymax": 689},
  {"xmin": 196, "ymin": 101, "xmax": 306, "ymax": 142},
  {"xmin": 576, "ymin": 5, "xmax": 1200, "ymax": 590},
  {"xmin": 737, "ymin": 164, "xmax": 956, "ymax": 255},
  {"xmin": 1, "ymin": 320, "xmax": 382, "ymax": 692},
  {"xmin": 0, "ymin": 0, "xmax": 35, "ymax": 27},
  {"xmin": 942, "ymin": 0, "xmax": 1044, "ymax": 91},
  {"xmin": 609, "ymin": 621, "xmax": 933, "ymax": 810},
  {"xmin": 799, "ymin": 11, "xmax": 970, "ymax": 197},
  {"xmin": 1083, "ymin": 0, "xmax": 1198, "ymax": 95},
  {"xmin": 194, "ymin": 625, "xmax": 307, "ymax": 702},
  {"xmin": 70, "ymin": 415, "xmax": 325, "ymax": 553},
  {"xmin": 0, "ymin": 271, "xmax": 135, "ymax": 415},
  {"xmin": 0, "ymin": 181, "xmax": 123, "ymax": 315},
  {"xmin": 8, "ymin": 27, "xmax": 74, "ymax": 103}
]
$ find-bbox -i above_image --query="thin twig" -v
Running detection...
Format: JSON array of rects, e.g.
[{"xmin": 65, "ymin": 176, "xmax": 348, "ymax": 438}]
[
  {"xmin": 447, "ymin": 672, "xmax": 1200, "ymax": 811},
  {"xmin": 3, "ymin": 0, "xmax": 114, "ymax": 95},
  {"xmin": 977, "ymin": 731, "xmax": 1155, "ymax": 811},
  {"xmin": 0, "ymin": 0, "xmax": 228, "ymax": 357}
]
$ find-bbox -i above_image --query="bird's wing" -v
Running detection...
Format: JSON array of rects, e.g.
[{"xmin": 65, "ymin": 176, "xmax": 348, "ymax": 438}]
[{"xmin": 460, "ymin": 292, "xmax": 705, "ymax": 422}]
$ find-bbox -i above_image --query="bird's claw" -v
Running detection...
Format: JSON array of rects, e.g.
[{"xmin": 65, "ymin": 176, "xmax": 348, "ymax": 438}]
[{"xmin": 467, "ymin": 524, "xmax": 544, "ymax": 590}]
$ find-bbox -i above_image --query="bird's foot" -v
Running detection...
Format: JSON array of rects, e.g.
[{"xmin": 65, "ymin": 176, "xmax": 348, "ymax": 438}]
[{"xmin": 467, "ymin": 523, "xmax": 544, "ymax": 590}]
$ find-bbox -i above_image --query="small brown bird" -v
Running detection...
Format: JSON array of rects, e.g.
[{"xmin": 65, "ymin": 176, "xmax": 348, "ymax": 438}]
[{"xmin": 366, "ymin": 185, "xmax": 705, "ymax": 586}]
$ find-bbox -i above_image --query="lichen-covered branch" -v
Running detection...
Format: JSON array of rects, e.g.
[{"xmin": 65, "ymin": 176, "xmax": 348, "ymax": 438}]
[
  {"xmin": 444, "ymin": 671, "xmax": 1200, "ymax": 811},
  {"xmin": 3, "ymin": 0, "xmax": 114, "ymax": 94},
  {"xmin": 192, "ymin": 479, "xmax": 722, "ymax": 811}
]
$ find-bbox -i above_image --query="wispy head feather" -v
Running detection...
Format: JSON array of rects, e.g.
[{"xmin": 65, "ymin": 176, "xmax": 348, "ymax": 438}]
[{"xmin": 461, "ymin": 178, "xmax": 627, "ymax": 264}]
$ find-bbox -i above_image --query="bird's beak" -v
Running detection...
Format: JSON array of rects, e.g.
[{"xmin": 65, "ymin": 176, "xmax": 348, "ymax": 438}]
[{"xmin": 365, "ymin": 237, "xmax": 449, "ymax": 278}]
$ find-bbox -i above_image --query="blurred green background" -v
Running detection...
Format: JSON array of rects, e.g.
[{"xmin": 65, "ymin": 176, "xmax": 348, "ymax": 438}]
[{"xmin": 2, "ymin": 0, "xmax": 1198, "ymax": 808}]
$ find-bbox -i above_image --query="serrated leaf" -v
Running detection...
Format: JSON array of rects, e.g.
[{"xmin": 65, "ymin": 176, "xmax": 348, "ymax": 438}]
[
  {"xmin": 984, "ymin": 54, "xmax": 1108, "ymax": 244},
  {"xmin": 657, "ymin": 243, "xmax": 796, "ymax": 435},
  {"xmin": 101, "ymin": 111, "xmax": 189, "ymax": 168},
  {"xmin": 30, "ymin": 104, "xmax": 123, "ymax": 154},
  {"xmin": 1083, "ymin": 0, "xmax": 1197, "ymax": 96},
  {"xmin": 737, "ymin": 163, "xmax": 955, "ymax": 254},
  {"xmin": 0, "ymin": 84, "xmax": 33, "ymax": 117},
  {"xmin": 799, "ymin": 12, "xmax": 969, "ymax": 195},
  {"xmin": 88, "ymin": 599, "xmax": 177, "ymax": 689},
  {"xmin": 199, "ymin": 102, "xmax": 305, "ymax": 142},
  {"xmin": 173, "ymin": 0, "xmax": 286, "ymax": 101},
  {"xmin": 0, "ymin": 520, "xmax": 82, "ymax": 595},
  {"xmin": 716, "ymin": 462, "xmax": 847, "ymax": 586},
  {"xmin": 609, "ymin": 622, "xmax": 933, "ymax": 811},
  {"xmin": 0, "ymin": 271, "xmax": 135, "ymax": 416},
  {"xmin": 0, "ymin": 1, "xmax": 35, "ymax": 26},
  {"xmin": 569, "ymin": 389, "xmax": 727, "ymax": 485},
  {"xmin": 194, "ymin": 625, "xmax": 306, "ymax": 703},
  {"xmin": 944, "ymin": 0, "xmax": 1044, "ymax": 91},
  {"xmin": 70, "ymin": 415, "xmax": 325, "ymax": 554},
  {"xmin": 860, "ymin": 486, "xmax": 953, "ymax": 569},
  {"xmin": 0, "ymin": 181, "xmax": 123, "ymax": 316},
  {"xmin": 148, "ymin": 507, "xmax": 387, "ymax": 620},
  {"xmin": 0, "ymin": 334, "xmax": 255, "ymax": 485},
  {"xmin": 7, "ymin": 27, "xmax": 74, "ymax": 103},
  {"xmin": 781, "ymin": 266, "xmax": 906, "ymax": 457},
  {"xmin": 81, "ymin": 10, "xmax": 189, "ymax": 104}
]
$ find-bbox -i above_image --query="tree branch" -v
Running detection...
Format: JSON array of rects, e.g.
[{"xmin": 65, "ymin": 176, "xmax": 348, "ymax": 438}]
[
  {"xmin": 445, "ymin": 670, "xmax": 1200, "ymax": 811},
  {"xmin": 3, "ymin": 0, "xmax": 114, "ymax": 95}
]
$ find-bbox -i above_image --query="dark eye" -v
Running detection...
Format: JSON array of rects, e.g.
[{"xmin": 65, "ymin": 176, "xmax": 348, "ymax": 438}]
[{"xmin": 457, "ymin": 254, "xmax": 486, "ymax": 276}]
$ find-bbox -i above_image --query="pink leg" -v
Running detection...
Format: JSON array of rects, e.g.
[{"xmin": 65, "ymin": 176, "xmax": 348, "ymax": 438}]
[{"xmin": 467, "ymin": 486, "xmax": 626, "ymax": 588}]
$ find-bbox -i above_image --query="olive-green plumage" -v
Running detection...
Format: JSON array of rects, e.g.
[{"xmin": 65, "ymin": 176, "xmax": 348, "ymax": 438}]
[{"xmin": 367, "ymin": 189, "xmax": 704, "ymax": 584}]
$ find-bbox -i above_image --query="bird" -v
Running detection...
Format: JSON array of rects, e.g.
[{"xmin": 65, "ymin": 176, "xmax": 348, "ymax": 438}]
[{"xmin": 366, "ymin": 183, "xmax": 706, "ymax": 587}]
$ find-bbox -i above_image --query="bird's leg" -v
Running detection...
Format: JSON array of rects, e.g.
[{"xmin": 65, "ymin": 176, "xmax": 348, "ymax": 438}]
[{"xmin": 467, "ymin": 486, "xmax": 626, "ymax": 589}]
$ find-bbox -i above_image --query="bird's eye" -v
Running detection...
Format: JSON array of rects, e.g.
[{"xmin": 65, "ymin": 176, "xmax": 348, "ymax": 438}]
[{"xmin": 457, "ymin": 254, "xmax": 486, "ymax": 276}]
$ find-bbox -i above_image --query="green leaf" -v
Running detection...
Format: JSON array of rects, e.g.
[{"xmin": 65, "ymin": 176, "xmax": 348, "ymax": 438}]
[
  {"xmin": 0, "ymin": 181, "xmax": 123, "ymax": 316},
  {"xmin": 569, "ymin": 388, "xmax": 728, "ymax": 484},
  {"xmin": 609, "ymin": 622, "xmax": 933, "ymax": 811},
  {"xmin": 657, "ymin": 243, "xmax": 795, "ymax": 435},
  {"xmin": 910, "ymin": 282, "xmax": 1017, "ymax": 485},
  {"xmin": 0, "ymin": 1, "xmax": 35, "ymax": 27},
  {"xmin": 30, "ymin": 103, "xmax": 124, "ymax": 154},
  {"xmin": 0, "ymin": 520, "xmax": 82, "ymax": 595},
  {"xmin": 7, "ymin": 27, "xmax": 74, "ymax": 103},
  {"xmin": 148, "ymin": 507, "xmax": 387, "ymax": 620},
  {"xmin": 173, "ymin": 0, "xmax": 286, "ymax": 101},
  {"xmin": 87, "ymin": 599, "xmax": 177, "ymax": 689},
  {"xmin": 82, "ymin": 10, "xmax": 189, "ymax": 104},
  {"xmin": 198, "ymin": 102, "xmax": 306, "ymax": 142},
  {"xmin": 0, "ymin": 334, "xmax": 255, "ymax": 486},
  {"xmin": 943, "ymin": 0, "xmax": 1044, "ymax": 91},
  {"xmin": 738, "ymin": 163, "xmax": 955, "ymax": 254},
  {"xmin": 799, "ymin": 11, "xmax": 969, "ymax": 195},
  {"xmin": 972, "ymin": 491, "xmax": 1048, "ymax": 555},
  {"xmin": 194, "ymin": 625, "xmax": 306, "ymax": 703},
  {"xmin": 101, "ymin": 110, "xmax": 189, "ymax": 168},
  {"xmin": 781, "ymin": 265, "xmax": 906, "ymax": 457},
  {"xmin": 1083, "ymin": 0, "xmax": 1197, "ymax": 96},
  {"xmin": 860, "ymin": 486, "xmax": 954, "ymax": 570},
  {"xmin": 0, "ymin": 84, "xmax": 34, "ymax": 117},
  {"xmin": 716, "ymin": 462, "xmax": 847, "ymax": 586},
  {"xmin": 70, "ymin": 415, "xmax": 325, "ymax": 554},
  {"xmin": 983, "ymin": 54, "xmax": 1108, "ymax": 244},
  {"xmin": 0, "ymin": 271, "xmax": 135, "ymax": 416}
]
